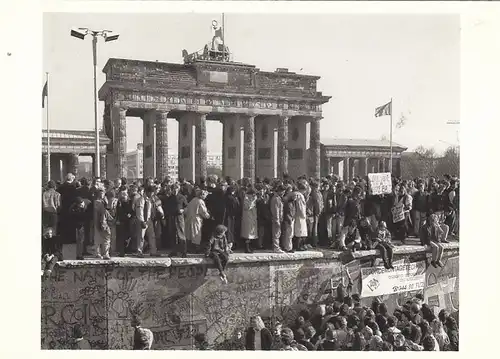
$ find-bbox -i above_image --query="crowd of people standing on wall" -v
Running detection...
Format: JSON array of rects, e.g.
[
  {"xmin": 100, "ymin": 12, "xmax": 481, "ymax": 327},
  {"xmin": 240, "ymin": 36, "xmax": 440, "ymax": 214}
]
[{"xmin": 41, "ymin": 172, "xmax": 459, "ymax": 280}]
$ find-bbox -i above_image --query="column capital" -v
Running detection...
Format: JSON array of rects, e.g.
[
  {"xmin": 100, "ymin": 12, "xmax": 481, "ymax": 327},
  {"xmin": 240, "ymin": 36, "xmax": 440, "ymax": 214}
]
[{"xmin": 156, "ymin": 111, "xmax": 169, "ymax": 121}]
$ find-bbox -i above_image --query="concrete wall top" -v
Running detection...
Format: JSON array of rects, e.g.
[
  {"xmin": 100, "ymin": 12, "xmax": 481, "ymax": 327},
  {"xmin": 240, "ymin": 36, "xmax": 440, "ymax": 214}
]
[{"xmin": 57, "ymin": 243, "xmax": 459, "ymax": 269}]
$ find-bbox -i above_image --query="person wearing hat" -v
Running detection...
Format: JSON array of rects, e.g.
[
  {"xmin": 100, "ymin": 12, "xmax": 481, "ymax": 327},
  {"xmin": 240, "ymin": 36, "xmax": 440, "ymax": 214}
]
[{"xmin": 205, "ymin": 224, "xmax": 230, "ymax": 283}]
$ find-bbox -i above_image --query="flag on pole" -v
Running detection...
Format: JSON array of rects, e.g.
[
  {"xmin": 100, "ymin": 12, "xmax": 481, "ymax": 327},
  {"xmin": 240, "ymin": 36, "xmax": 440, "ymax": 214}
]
[
  {"xmin": 375, "ymin": 101, "xmax": 391, "ymax": 117},
  {"xmin": 42, "ymin": 80, "xmax": 48, "ymax": 108}
]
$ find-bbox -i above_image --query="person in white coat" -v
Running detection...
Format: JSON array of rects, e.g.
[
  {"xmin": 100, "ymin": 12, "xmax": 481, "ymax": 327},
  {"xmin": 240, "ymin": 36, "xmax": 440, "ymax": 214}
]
[
  {"xmin": 294, "ymin": 183, "xmax": 309, "ymax": 251},
  {"xmin": 185, "ymin": 188, "xmax": 210, "ymax": 253},
  {"xmin": 241, "ymin": 187, "xmax": 258, "ymax": 253}
]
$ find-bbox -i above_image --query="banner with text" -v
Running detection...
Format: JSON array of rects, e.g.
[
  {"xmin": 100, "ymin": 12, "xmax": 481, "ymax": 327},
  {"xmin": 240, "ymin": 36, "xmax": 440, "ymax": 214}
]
[
  {"xmin": 368, "ymin": 172, "xmax": 392, "ymax": 195},
  {"xmin": 361, "ymin": 262, "xmax": 425, "ymax": 298}
]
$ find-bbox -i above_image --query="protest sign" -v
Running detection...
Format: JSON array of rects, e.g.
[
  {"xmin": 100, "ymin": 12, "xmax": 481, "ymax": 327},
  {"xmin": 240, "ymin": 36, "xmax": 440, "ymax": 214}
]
[
  {"xmin": 368, "ymin": 173, "xmax": 392, "ymax": 195},
  {"xmin": 361, "ymin": 262, "xmax": 425, "ymax": 298},
  {"xmin": 391, "ymin": 203, "xmax": 405, "ymax": 223}
]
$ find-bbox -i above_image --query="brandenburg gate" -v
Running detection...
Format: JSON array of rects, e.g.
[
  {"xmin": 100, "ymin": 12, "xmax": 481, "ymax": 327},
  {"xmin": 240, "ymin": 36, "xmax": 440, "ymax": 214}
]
[{"xmin": 98, "ymin": 34, "xmax": 330, "ymax": 182}]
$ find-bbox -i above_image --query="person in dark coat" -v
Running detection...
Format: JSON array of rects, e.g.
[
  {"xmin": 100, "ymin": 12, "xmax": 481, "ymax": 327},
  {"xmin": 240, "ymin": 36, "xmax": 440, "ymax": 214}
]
[
  {"xmin": 57, "ymin": 173, "xmax": 78, "ymax": 244},
  {"xmin": 245, "ymin": 316, "xmax": 272, "ymax": 350},
  {"xmin": 115, "ymin": 189, "xmax": 133, "ymax": 257},
  {"xmin": 41, "ymin": 227, "xmax": 62, "ymax": 279},
  {"xmin": 223, "ymin": 186, "xmax": 240, "ymax": 251},
  {"xmin": 165, "ymin": 184, "xmax": 188, "ymax": 257},
  {"xmin": 69, "ymin": 197, "xmax": 92, "ymax": 260},
  {"xmin": 202, "ymin": 179, "xmax": 225, "ymax": 244}
]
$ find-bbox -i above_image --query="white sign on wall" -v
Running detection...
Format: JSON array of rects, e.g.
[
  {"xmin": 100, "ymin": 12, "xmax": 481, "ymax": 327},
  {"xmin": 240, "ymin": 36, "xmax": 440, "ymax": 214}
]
[
  {"xmin": 361, "ymin": 262, "xmax": 425, "ymax": 298},
  {"xmin": 368, "ymin": 172, "xmax": 392, "ymax": 195}
]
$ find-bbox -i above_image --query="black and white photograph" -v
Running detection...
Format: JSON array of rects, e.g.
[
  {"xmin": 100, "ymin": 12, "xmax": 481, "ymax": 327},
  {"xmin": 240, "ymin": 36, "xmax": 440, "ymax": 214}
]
[
  {"xmin": 39, "ymin": 9, "xmax": 463, "ymax": 351},
  {"xmin": 3, "ymin": 0, "xmax": 499, "ymax": 354}
]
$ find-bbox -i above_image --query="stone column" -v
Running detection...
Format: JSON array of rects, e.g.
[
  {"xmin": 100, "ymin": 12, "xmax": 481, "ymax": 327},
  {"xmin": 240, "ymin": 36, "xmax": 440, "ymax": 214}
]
[
  {"xmin": 343, "ymin": 157, "xmax": 350, "ymax": 182},
  {"xmin": 255, "ymin": 116, "xmax": 277, "ymax": 179},
  {"xmin": 331, "ymin": 158, "xmax": 341, "ymax": 176},
  {"xmin": 309, "ymin": 117, "xmax": 321, "ymax": 179},
  {"xmin": 142, "ymin": 112, "xmax": 155, "ymax": 179},
  {"xmin": 156, "ymin": 111, "xmax": 169, "ymax": 180},
  {"xmin": 223, "ymin": 115, "xmax": 242, "ymax": 180},
  {"xmin": 359, "ymin": 157, "xmax": 368, "ymax": 177},
  {"xmin": 277, "ymin": 116, "xmax": 289, "ymax": 178},
  {"xmin": 195, "ymin": 113, "xmax": 208, "ymax": 182},
  {"xmin": 350, "ymin": 159, "xmax": 357, "ymax": 180},
  {"xmin": 178, "ymin": 113, "xmax": 195, "ymax": 181},
  {"xmin": 243, "ymin": 115, "xmax": 256, "ymax": 181},
  {"xmin": 112, "ymin": 106, "xmax": 128, "ymax": 179},
  {"xmin": 67, "ymin": 153, "xmax": 79, "ymax": 176},
  {"xmin": 380, "ymin": 157, "xmax": 386, "ymax": 173},
  {"xmin": 42, "ymin": 154, "xmax": 49, "ymax": 183},
  {"xmin": 99, "ymin": 153, "xmax": 107, "ymax": 179},
  {"xmin": 287, "ymin": 117, "xmax": 308, "ymax": 178}
]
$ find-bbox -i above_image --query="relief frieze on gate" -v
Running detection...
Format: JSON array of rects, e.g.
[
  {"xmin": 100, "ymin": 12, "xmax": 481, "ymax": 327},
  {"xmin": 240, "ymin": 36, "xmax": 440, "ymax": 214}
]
[{"xmin": 110, "ymin": 90, "xmax": 323, "ymax": 115}]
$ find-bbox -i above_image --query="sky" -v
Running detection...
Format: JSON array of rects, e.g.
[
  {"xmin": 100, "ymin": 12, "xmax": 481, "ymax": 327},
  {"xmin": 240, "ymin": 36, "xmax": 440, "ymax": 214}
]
[{"xmin": 43, "ymin": 13, "xmax": 460, "ymax": 155}]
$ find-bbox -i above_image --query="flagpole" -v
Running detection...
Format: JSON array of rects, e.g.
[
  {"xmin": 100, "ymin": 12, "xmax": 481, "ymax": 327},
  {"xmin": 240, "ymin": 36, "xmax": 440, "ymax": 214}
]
[
  {"xmin": 389, "ymin": 98, "xmax": 393, "ymax": 174},
  {"xmin": 46, "ymin": 72, "xmax": 51, "ymax": 181}
]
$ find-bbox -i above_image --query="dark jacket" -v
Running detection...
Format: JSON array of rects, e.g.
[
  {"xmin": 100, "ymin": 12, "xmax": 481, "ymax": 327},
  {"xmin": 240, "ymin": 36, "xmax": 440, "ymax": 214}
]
[
  {"xmin": 69, "ymin": 199, "xmax": 92, "ymax": 229},
  {"xmin": 164, "ymin": 193, "xmax": 188, "ymax": 216},
  {"xmin": 205, "ymin": 187, "xmax": 226, "ymax": 224},
  {"xmin": 245, "ymin": 327, "xmax": 272, "ymax": 350},
  {"xmin": 412, "ymin": 191, "xmax": 428, "ymax": 212},
  {"xmin": 344, "ymin": 198, "xmax": 362, "ymax": 225},
  {"xmin": 224, "ymin": 192, "xmax": 241, "ymax": 219}
]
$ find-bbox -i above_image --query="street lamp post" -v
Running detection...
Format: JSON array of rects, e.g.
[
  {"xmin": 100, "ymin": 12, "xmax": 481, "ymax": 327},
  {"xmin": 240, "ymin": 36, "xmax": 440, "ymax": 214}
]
[{"xmin": 71, "ymin": 28, "xmax": 119, "ymax": 178}]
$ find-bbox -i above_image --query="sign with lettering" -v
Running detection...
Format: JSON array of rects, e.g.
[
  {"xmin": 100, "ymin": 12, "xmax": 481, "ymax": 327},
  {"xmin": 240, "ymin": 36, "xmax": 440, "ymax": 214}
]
[
  {"xmin": 368, "ymin": 172, "xmax": 392, "ymax": 195},
  {"xmin": 361, "ymin": 262, "xmax": 425, "ymax": 298},
  {"xmin": 391, "ymin": 203, "xmax": 405, "ymax": 223}
]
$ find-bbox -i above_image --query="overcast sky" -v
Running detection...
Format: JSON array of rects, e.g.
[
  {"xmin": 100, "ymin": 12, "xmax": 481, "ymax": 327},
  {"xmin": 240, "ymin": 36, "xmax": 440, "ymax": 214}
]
[{"xmin": 43, "ymin": 13, "xmax": 460, "ymax": 154}]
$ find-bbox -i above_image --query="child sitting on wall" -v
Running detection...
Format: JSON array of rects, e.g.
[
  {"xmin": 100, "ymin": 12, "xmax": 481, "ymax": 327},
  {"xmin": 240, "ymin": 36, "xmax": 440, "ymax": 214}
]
[
  {"xmin": 373, "ymin": 221, "xmax": 395, "ymax": 269},
  {"xmin": 41, "ymin": 227, "xmax": 63, "ymax": 279},
  {"xmin": 205, "ymin": 224, "xmax": 231, "ymax": 284}
]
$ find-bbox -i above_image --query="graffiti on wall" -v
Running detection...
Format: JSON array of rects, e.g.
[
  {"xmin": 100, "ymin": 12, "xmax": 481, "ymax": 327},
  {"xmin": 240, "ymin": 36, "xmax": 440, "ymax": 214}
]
[
  {"xmin": 425, "ymin": 255, "xmax": 459, "ymax": 314},
  {"xmin": 41, "ymin": 268, "xmax": 107, "ymax": 349},
  {"xmin": 41, "ymin": 249, "xmax": 459, "ymax": 350},
  {"xmin": 270, "ymin": 260, "xmax": 343, "ymax": 325}
]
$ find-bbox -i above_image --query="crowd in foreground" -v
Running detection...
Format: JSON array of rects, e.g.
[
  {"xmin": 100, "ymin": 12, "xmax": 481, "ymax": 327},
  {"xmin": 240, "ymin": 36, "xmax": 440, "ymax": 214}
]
[
  {"xmin": 68, "ymin": 284, "xmax": 458, "ymax": 351},
  {"xmin": 41, "ymin": 172, "xmax": 459, "ymax": 281}
]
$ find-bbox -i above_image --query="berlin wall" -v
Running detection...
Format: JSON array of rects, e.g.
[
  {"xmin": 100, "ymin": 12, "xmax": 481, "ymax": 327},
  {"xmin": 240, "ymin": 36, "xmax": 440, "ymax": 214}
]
[{"xmin": 41, "ymin": 245, "xmax": 459, "ymax": 350}]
